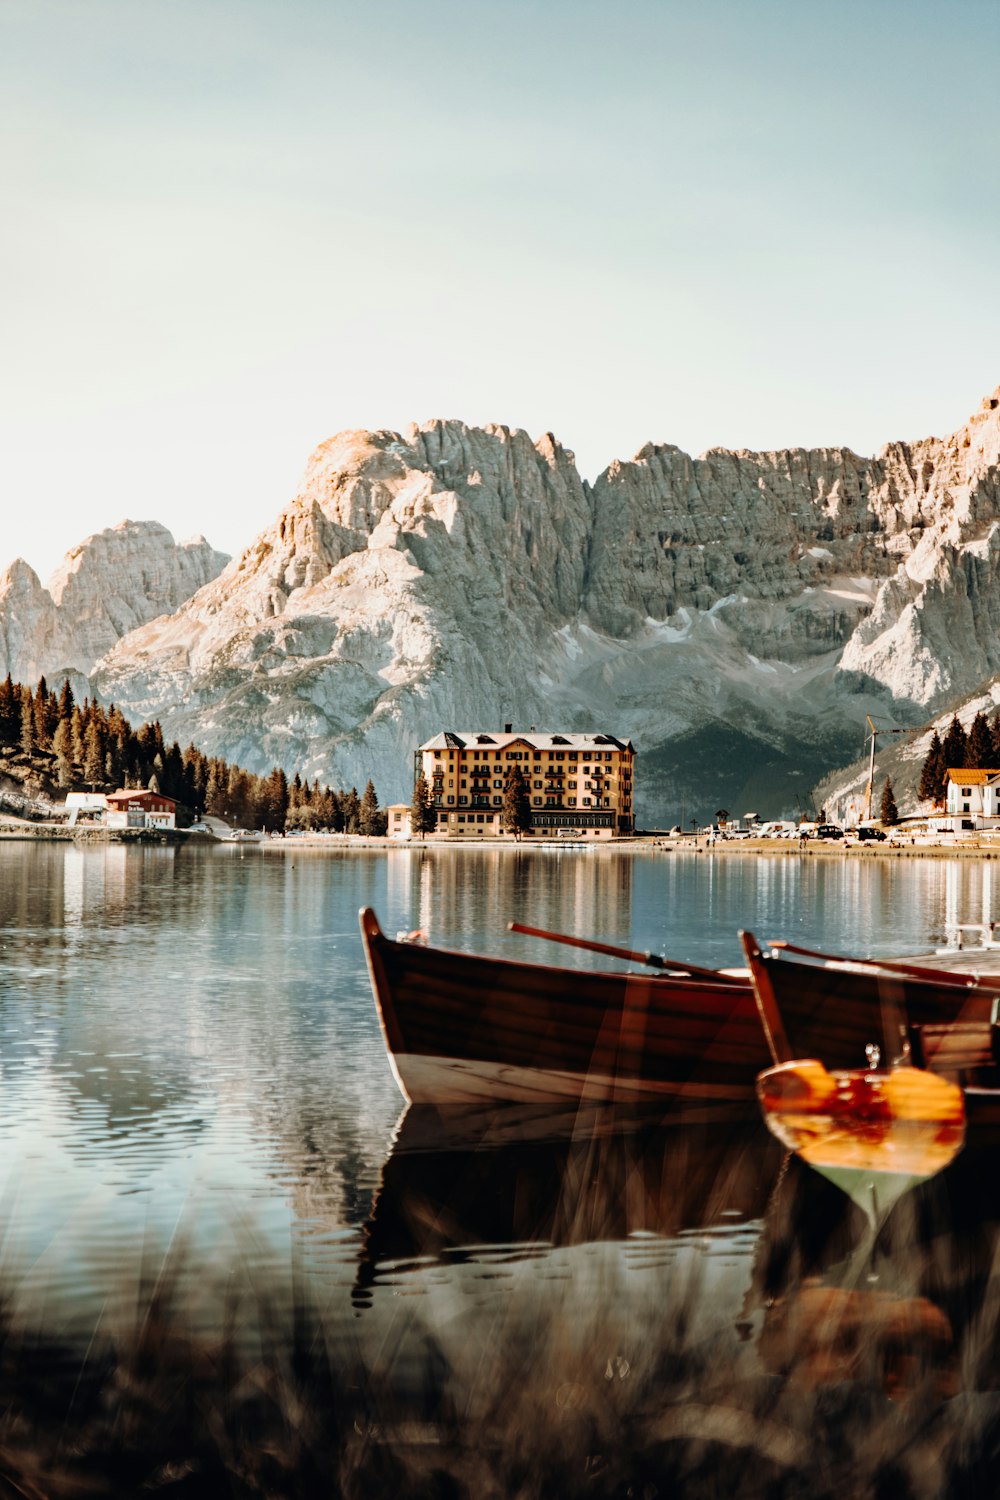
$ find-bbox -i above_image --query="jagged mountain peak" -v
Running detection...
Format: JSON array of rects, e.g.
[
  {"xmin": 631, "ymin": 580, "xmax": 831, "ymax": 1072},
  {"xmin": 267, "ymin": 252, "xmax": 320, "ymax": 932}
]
[
  {"xmin": 8, "ymin": 387, "xmax": 1000, "ymax": 823},
  {"xmin": 0, "ymin": 520, "xmax": 229, "ymax": 687},
  {"xmin": 1, "ymin": 558, "xmax": 45, "ymax": 593}
]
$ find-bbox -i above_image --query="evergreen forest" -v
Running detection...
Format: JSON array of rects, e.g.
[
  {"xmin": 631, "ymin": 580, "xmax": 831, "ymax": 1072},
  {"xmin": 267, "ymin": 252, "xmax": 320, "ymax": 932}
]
[{"xmin": 0, "ymin": 674, "xmax": 386, "ymax": 835}]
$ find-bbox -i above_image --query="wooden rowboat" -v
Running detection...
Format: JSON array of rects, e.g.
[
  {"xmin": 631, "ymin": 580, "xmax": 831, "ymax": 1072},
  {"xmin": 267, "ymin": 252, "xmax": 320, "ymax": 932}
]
[{"xmin": 359, "ymin": 909, "xmax": 765, "ymax": 1104}]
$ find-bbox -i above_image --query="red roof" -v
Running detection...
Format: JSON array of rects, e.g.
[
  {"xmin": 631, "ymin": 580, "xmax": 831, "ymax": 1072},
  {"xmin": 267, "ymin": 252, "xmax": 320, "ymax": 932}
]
[{"xmin": 106, "ymin": 789, "xmax": 177, "ymax": 806}]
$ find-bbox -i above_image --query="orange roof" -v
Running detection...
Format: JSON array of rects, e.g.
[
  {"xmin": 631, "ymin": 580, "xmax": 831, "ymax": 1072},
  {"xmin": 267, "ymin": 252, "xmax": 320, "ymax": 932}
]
[{"xmin": 945, "ymin": 768, "xmax": 1000, "ymax": 785}]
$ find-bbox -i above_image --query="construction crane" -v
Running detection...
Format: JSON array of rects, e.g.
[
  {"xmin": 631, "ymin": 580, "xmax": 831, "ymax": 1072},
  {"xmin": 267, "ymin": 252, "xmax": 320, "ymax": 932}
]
[{"xmin": 860, "ymin": 714, "xmax": 936, "ymax": 821}]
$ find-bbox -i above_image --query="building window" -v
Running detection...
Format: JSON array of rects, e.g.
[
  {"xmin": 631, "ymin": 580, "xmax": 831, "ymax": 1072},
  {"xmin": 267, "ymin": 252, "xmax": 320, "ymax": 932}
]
[
  {"xmin": 533, "ymin": 797, "xmax": 541, "ymax": 806},
  {"xmin": 447, "ymin": 796, "xmax": 454, "ymax": 804}
]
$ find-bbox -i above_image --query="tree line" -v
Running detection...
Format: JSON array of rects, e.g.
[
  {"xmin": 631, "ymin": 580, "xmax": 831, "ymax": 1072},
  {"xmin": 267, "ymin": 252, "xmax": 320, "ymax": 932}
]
[
  {"xmin": 917, "ymin": 710, "xmax": 1000, "ymax": 807},
  {"xmin": 0, "ymin": 674, "xmax": 387, "ymax": 834}
]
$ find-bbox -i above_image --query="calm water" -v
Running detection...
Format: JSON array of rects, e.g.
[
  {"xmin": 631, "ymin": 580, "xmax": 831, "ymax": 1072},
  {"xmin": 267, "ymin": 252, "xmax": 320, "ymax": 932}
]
[{"xmin": 3, "ymin": 842, "xmax": 1000, "ymax": 1487}]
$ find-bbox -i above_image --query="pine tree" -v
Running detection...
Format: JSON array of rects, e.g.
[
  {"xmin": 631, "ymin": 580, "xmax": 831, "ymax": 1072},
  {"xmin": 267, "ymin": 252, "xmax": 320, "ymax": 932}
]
[
  {"xmin": 32, "ymin": 679, "xmax": 54, "ymax": 751},
  {"xmin": 941, "ymin": 714, "xmax": 968, "ymax": 774},
  {"xmin": 918, "ymin": 730, "xmax": 947, "ymax": 807},
  {"xmin": 57, "ymin": 678, "xmax": 74, "ymax": 723},
  {"xmin": 19, "ymin": 690, "xmax": 35, "ymax": 757},
  {"xmin": 502, "ymin": 765, "xmax": 532, "ymax": 839},
  {"xmin": 968, "ymin": 711, "xmax": 993, "ymax": 769},
  {"xmin": 880, "ymin": 776, "xmax": 899, "ymax": 826},
  {"xmin": 83, "ymin": 719, "xmax": 105, "ymax": 788},
  {"xmin": 410, "ymin": 771, "xmax": 436, "ymax": 839},
  {"xmin": 71, "ymin": 704, "xmax": 86, "ymax": 766},
  {"xmin": 227, "ymin": 766, "xmax": 251, "ymax": 827},
  {"xmin": 359, "ymin": 779, "xmax": 384, "ymax": 836},
  {"xmin": 0, "ymin": 674, "xmax": 18, "ymax": 744},
  {"xmin": 53, "ymin": 717, "xmax": 75, "ymax": 788},
  {"xmin": 204, "ymin": 763, "xmax": 226, "ymax": 818},
  {"xmin": 341, "ymin": 786, "xmax": 361, "ymax": 834}
]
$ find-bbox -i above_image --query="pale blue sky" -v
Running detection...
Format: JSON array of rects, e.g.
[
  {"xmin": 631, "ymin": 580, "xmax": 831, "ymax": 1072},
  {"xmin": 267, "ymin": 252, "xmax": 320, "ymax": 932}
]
[{"xmin": 3, "ymin": 0, "xmax": 998, "ymax": 580}]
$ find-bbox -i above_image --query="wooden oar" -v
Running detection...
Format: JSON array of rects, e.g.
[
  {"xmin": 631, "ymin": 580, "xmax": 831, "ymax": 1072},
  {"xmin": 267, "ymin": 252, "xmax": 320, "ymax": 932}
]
[
  {"xmin": 769, "ymin": 938, "xmax": 993, "ymax": 989},
  {"xmin": 508, "ymin": 921, "xmax": 743, "ymax": 983}
]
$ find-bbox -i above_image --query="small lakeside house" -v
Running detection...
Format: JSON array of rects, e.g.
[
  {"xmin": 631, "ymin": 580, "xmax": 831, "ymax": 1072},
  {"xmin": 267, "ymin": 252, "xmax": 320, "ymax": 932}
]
[
  {"xmin": 945, "ymin": 768, "xmax": 1000, "ymax": 831},
  {"xmin": 104, "ymin": 789, "xmax": 177, "ymax": 831}
]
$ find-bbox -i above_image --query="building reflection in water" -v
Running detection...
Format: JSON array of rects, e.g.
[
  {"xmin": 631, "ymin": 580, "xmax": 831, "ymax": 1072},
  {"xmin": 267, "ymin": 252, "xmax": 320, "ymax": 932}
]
[{"xmin": 387, "ymin": 846, "xmax": 634, "ymax": 956}]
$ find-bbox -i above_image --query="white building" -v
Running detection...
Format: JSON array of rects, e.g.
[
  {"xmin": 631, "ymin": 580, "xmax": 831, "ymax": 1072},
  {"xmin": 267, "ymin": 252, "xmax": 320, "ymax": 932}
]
[
  {"xmin": 65, "ymin": 793, "xmax": 108, "ymax": 826},
  {"xmin": 945, "ymin": 768, "xmax": 1000, "ymax": 831},
  {"xmin": 387, "ymin": 803, "xmax": 412, "ymax": 839}
]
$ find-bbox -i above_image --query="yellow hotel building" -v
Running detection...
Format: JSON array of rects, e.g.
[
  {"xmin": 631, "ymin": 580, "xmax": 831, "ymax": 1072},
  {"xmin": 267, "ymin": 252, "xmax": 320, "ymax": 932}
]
[{"xmin": 413, "ymin": 729, "xmax": 635, "ymax": 838}]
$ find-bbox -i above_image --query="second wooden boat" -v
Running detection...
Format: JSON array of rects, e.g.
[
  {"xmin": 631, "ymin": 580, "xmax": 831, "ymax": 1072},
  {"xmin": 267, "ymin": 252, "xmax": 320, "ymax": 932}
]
[{"xmin": 740, "ymin": 930, "xmax": 1000, "ymax": 1078}]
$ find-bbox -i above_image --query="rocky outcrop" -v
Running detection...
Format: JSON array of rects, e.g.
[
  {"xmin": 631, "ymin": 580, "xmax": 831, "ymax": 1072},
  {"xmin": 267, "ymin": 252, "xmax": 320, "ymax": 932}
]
[
  {"xmin": 73, "ymin": 386, "xmax": 1000, "ymax": 822},
  {"xmin": 0, "ymin": 521, "xmax": 229, "ymax": 686}
]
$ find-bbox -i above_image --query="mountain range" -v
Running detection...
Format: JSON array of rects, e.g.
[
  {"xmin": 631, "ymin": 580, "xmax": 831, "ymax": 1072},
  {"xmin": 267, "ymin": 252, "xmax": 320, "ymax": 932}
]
[{"xmin": 4, "ymin": 387, "xmax": 1000, "ymax": 825}]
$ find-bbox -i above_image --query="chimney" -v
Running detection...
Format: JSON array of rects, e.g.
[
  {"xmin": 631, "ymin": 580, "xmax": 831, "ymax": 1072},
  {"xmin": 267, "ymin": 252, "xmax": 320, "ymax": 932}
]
[{"xmin": 504, "ymin": 722, "xmax": 512, "ymax": 734}]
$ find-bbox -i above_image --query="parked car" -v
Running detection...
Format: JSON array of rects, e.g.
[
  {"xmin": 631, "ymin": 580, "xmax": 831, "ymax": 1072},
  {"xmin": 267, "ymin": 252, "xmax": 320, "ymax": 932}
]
[
  {"xmin": 856, "ymin": 826, "xmax": 887, "ymax": 842},
  {"xmin": 814, "ymin": 824, "xmax": 844, "ymax": 840}
]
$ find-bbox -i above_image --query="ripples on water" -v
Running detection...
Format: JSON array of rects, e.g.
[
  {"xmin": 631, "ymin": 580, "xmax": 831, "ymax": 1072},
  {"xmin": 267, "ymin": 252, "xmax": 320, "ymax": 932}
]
[{"xmin": 2, "ymin": 842, "xmax": 1000, "ymax": 1492}]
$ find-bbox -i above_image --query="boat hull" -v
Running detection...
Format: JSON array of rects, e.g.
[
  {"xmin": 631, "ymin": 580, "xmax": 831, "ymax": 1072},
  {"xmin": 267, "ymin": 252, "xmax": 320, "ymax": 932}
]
[{"xmin": 389, "ymin": 1052, "xmax": 757, "ymax": 1105}]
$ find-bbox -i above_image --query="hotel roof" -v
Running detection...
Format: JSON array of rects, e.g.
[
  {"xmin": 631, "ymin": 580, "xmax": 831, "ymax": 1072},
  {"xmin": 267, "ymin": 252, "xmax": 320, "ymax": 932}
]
[
  {"xmin": 420, "ymin": 731, "xmax": 634, "ymax": 753},
  {"xmin": 945, "ymin": 768, "xmax": 1000, "ymax": 785}
]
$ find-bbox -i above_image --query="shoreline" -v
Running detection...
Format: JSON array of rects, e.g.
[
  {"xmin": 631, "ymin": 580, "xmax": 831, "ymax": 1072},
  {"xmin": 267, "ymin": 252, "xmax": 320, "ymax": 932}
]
[{"xmin": 3, "ymin": 826, "xmax": 1000, "ymax": 860}]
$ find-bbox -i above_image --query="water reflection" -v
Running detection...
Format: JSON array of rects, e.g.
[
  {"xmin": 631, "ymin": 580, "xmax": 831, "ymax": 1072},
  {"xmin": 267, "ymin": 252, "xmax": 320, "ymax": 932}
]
[{"xmin": 3, "ymin": 842, "xmax": 1000, "ymax": 1445}]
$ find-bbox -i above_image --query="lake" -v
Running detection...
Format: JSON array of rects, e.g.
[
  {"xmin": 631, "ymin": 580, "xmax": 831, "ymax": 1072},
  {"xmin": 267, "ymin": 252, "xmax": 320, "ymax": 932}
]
[{"xmin": 2, "ymin": 841, "xmax": 999, "ymax": 1493}]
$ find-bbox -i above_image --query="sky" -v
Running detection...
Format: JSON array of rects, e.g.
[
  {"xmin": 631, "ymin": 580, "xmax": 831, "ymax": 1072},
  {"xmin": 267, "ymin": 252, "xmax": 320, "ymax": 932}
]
[{"xmin": 3, "ymin": 0, "xmax": 999, "ymax": 582}]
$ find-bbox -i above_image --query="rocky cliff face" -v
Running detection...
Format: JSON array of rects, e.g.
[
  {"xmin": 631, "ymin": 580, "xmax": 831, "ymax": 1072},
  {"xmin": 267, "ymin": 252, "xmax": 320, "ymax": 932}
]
[
  {"xmin": 0, "ymin": 521, "xmax": 229, "ymax": 687},
  {"xmin": 64, "ymin": 389, "xmax": 1000, "ymax": 822}
]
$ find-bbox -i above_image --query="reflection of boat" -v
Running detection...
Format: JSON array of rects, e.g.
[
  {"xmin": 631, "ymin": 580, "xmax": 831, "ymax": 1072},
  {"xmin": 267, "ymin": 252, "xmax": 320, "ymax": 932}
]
[{"xmin": 356, "ymin": 1101, "xmax": 782, "ymax": 1295}]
